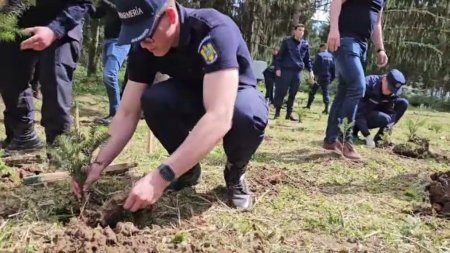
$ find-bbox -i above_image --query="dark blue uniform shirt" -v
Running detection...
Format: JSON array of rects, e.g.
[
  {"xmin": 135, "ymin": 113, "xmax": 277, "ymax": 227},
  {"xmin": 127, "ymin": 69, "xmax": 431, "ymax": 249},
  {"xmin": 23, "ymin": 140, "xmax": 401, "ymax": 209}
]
[
  {"xmin": 359, "ymin": 75, "xmax": 396, "ymax": 114},
  {"xmin": 339, "ymin": 0, "xmax": 386, "ymax": 41},
  {"xmin": 7, "ymin": 0, "xmax": 92, "ymax": 38},
  {"xmin": 127, "ymin": 4, "xmax": 257, "ymax": 89},
  {"xmin": 312, "ymin": 50, "xmax": 335, "ymax": 81},
  {"xmin": 275, "ymin": 37, "xmax": 312, "ymax": 72}
]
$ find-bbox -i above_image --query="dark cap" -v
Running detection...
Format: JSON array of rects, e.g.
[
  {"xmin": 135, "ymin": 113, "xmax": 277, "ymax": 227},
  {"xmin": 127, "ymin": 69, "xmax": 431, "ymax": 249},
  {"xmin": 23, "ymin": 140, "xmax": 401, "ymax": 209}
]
[
  {"xmin": 386, "ymin": 69, "xmax": 406, "ymax": 95},
  {"xmin": 116, "ymin": 0, "xmax": 168, "ymax": 45}
]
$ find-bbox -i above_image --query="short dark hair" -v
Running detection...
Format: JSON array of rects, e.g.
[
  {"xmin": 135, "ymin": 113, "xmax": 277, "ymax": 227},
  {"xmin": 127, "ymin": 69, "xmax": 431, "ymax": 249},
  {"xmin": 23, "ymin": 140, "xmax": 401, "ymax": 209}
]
[
  {"xmin": 294, "ymin": 24, "xmax": 305, "ymax": 30},
  {"xmin": 320, "ymin": 43, "xmax": 327, "ymax": 48}
]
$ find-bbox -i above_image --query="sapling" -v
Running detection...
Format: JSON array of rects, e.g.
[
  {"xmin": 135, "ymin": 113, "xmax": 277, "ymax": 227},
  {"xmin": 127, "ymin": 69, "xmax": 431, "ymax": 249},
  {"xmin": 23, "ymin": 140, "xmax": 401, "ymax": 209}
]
[
  {"xmin": 47, "ymin": 125, "xmax": 110, "ymax": 193},
  {"xmin": 338, "ymin": 117, "xmax": 355, "ymax": 147}
]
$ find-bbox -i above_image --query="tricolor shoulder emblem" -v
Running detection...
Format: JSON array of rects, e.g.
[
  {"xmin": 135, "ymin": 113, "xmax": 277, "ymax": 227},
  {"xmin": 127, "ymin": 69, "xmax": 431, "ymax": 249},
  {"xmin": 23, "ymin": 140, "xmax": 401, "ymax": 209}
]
[{"xmin": 198, "ymin": 36, "xmax": 218, "ymax": 65}]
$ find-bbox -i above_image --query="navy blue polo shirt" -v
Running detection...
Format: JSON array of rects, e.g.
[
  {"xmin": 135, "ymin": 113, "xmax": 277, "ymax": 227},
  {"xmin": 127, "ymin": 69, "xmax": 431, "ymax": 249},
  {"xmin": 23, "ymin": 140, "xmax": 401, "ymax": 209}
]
[
  {"xmin": 127, "ymin": 4, "xmax": 256, "ymax": 89},
  {"xmin": 359, "ymin": 75, "xmax": 395, "ymax": 113},
  {"xmin": 312, "ymin": 50, "xmax": 335, "ymax": 81},
  {"xmin": 339, "ymin": 0, "xmax": 386, "ymax": 41},
  {"xmin": 275, "ymin": 37, "xmax": 312, "ymax": 72}
]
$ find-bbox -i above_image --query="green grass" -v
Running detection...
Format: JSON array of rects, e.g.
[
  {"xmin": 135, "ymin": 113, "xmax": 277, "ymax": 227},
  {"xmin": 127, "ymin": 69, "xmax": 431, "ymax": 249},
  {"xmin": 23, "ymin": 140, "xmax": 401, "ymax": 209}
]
[{"xmin": 0, "ymin": 76, "xmax": 449, "ymax": 252}]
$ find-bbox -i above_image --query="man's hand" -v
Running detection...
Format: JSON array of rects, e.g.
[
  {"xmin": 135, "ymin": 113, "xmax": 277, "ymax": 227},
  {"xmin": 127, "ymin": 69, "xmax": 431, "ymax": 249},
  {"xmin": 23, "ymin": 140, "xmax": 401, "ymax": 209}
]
[
  {"xmin": 275, "ymin": 69, "xmax": 281, "ymax": 77},
  {"xmin": 309, "ymin": 71, "xmax": 315, "ymax": 83},
  {"xmin": 376, "ymin": 50, "xmax": 389, "ymax": 68},
  {"xmin": 123, "ymin": 170, "xmax": 169, "ymax": 212},
  {"xmin": 20, "ymin": 26, "xmax": 58, "ymax": 51},
  {"xmin": 71, "ymin": 163, "xmax": 104, "ymax": 199},
  {"xmin": 327, "ymin": 29, "xmax": 340, "ymax": 52}
]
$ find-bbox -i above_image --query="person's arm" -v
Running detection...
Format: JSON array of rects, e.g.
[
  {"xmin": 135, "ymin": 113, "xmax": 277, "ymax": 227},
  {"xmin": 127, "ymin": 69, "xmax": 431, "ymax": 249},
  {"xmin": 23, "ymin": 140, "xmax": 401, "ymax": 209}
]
[
  {"xmin": 47, "ymin": 0, "xmax": 92, "ymax": 39},
  {"xmin": 275, "ymin": 39, "xmax": 286, "ymax": 71},
  {"xmin": 327, "ymin": 0, "xmax": 346, "ymax": 52},
  {"xmin": 303, "ymin": 43, "xmax": 313, "ymax": 72},
  {"xmin": 372, "ymin": 8, "xmax": 388, "ymax": 67},
  {"xmin": 89, "ymin": 1, "xmax": 107, "ymax": 19}
]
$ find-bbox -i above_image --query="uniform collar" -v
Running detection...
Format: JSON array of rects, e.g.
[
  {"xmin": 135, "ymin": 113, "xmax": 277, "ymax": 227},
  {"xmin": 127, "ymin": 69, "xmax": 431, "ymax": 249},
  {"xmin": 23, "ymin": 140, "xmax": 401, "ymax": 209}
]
[{"xmin": 177, "ymin": 3, "xmax": 191, "ymax": 48}]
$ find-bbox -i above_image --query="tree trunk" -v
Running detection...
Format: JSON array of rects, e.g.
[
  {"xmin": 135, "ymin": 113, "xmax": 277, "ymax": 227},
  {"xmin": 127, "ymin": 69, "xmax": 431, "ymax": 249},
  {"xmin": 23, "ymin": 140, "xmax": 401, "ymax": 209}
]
[{"xmin": 86, "ymin": 18, "xmax": 101, "ymax": 77}]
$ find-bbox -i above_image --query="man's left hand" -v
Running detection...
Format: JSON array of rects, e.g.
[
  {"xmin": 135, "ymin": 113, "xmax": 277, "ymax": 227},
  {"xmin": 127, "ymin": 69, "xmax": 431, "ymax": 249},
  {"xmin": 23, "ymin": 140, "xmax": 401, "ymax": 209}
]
[
  {"xmin": 20, "ymin": 26, "xmax": 58, "ymax": 51},
  {"xmin": 376, "ymin": 50, "xmax": 389, "ymax": 68},
  {"xmin": 123, "ymin": 170, "xmax": 169, "ymax": 212}
]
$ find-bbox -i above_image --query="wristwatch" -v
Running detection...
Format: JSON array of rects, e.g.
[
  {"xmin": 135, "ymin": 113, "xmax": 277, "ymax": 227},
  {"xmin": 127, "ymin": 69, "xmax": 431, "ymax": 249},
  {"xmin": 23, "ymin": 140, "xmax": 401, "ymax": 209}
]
[
  {"xmin": 158, "ymin": 164, "xmax": 176, "ymax": 183},
  {"xmin": 376, "ymin": 48, "xmax": 385, "ymax": 53}
]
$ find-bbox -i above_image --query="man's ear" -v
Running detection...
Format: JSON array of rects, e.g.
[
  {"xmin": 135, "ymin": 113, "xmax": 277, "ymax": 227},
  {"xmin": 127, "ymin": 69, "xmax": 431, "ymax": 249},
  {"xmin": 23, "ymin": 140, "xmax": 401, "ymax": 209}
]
[{"xmin": 166, "ymin": 7, "xmax": 177, "ymax": 25}]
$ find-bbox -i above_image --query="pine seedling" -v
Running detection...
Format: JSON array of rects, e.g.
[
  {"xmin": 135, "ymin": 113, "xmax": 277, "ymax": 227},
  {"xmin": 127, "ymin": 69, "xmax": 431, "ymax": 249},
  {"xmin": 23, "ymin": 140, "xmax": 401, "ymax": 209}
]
[
  {"xmin": 405, "ymin": 118, "xmax": 426, "ymax": 141},
  {"xmin": 338, "ymin": 117, "xmax": 355, "ymax": 146},
  {"xmin": 47, "ymin": 125, "xmax": 110, "ymax": 189}
]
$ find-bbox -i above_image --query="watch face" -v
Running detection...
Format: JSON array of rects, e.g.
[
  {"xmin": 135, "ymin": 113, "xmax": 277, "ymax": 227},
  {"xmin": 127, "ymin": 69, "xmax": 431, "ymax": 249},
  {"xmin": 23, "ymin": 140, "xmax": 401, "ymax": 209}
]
[{"xmin": 159, "ymin": 164, "xmax": 175, "ymax": 182}]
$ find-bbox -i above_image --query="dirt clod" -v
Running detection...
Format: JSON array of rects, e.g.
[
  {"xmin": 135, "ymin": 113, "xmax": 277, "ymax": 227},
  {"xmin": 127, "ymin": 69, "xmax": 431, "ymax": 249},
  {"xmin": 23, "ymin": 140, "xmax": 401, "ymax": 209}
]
[{"xmin": 426, "ymin": 171, "xmax": 450, "ymax": 217}]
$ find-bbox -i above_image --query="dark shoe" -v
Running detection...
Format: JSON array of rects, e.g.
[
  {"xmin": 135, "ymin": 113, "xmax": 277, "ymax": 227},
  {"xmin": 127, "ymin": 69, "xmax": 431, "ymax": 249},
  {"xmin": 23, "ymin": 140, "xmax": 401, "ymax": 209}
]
[
  {"xmin": 323, "ymin": 141, "xmax": 343, "ymax": 156},
  {"xmin": 343, "ymin": 142, "xmax": 361, "ymax": 160},
  {"xmin": 286, "ymin": 114, "xmax": 297, "ymax": 121},
  {"xmin": 0, "ymin": 137, "xmax": 11, "ymax": 149},
  {"xmin": 224, "ymin": 162, "xmax": 252, "ymax": 209},
  {"xmin": 94, "ymin": 116, "xmax": 113, "ymax": 125},
  {"xmin": 274, "ymin": 108, "xmax": 281, "ymax": 119},
  {"xmin": 322, "ymin": 109, "xmax": 328, "ymax": 115},
  {"xmin": 303, "ymin": 106, "xmax": 311, "ymax": 110},
  {"xmin": 6, "ymin": 134, "xmax": 44, "ymax": 152},
  {"xmin": 168, "ymin": 164, "xmax": 202, "ymax": 191}
]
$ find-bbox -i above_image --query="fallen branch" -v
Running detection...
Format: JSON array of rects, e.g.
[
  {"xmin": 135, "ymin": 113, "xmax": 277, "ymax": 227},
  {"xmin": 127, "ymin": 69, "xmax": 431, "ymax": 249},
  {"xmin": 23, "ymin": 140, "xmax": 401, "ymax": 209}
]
[{"xmin": 22, "ymin": 162, "xmax": 137, "ymax": 185}]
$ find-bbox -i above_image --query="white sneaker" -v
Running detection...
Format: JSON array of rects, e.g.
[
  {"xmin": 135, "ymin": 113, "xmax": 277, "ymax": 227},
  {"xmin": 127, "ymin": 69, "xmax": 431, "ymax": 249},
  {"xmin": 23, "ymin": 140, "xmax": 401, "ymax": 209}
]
[{"xmin": 365, "ymin": 135, "xmax": 376, "ymax": 148}]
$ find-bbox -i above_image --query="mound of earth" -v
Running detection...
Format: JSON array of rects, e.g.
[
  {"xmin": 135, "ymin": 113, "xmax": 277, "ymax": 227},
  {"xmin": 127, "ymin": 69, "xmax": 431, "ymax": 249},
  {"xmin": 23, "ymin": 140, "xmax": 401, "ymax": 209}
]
[{"xmin": 426, "ymin": 171, "xmax": 450, "ymax": 216}]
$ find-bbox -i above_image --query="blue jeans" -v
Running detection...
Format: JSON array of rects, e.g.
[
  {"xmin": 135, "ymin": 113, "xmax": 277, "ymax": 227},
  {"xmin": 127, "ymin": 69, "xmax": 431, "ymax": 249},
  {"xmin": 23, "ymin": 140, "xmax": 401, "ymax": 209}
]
[
  {"xmin": 325, "ymin": 37, "xmax": 367, "ymax": 143},
  {"xmin": 102, "ymin": 38, "xmax": 130, "ymax": 116}
]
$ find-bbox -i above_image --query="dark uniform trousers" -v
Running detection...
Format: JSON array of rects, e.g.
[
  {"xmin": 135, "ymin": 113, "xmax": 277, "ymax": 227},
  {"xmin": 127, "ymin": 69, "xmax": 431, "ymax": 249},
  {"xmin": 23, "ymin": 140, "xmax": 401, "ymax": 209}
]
[
  {"xmin": 274, "ymin": 69, "xmax": 301, "ymax": 114},
  {"xmin": 355, "ymin": 98, "xmax": 409, "ymax": 138},
  {"xmin": 307, "ymin": 77, "xmax": 331, "ymax": 106},
  {"xmin": 0, "ymin": 24, "xmax": 82, "ymax": 143},
  {"xmin": 141, "ymin": 79, "xmax": 268, "ymax": 169}
]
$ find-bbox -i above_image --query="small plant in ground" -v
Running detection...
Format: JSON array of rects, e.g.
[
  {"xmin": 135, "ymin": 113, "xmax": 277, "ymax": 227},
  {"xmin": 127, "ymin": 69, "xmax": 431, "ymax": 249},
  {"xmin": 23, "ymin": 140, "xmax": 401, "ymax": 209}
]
[
  {"xmin": 379, "ymin": 127, "xmax": 394, "ymax": 148},
  {"xmin": 296, "ymin": 101, "xmax": 308, "ymax": 123},
  {"xmin": 338, "ymin": 117, "xmax": 355, "ymax": 146},
  {"xmin": 47, "ymin": 125, "xmax": 110, "ymax": 192},
  {"xmin": 429, "ymin": 123, "xmax": 443, "ymax": 134},
  {"xmin": 405, "ymin": 118, "xmax": 426, "ymax": 141}
]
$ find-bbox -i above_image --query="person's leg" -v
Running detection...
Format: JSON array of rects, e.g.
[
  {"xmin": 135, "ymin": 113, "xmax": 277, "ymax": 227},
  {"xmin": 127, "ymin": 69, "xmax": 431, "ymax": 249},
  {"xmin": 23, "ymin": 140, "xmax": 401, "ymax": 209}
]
[
  {"xmin": 286, "ymin": 70, "xmax": 300, "ymax": 120},
  {"xmin": 367, "ymin": 111, "xmax": 392, "ymax": 143},
  {"xmin": 305, "ymin": 82, "xmax": 319, "ymax": 109},
  {"xmin": 222, "ymin": 87, "xmax": 268, "ymax": 209},
  {"xmin": 0, "ymin": 40, "xmax": 42, "ymax": 152},
  {"xmin": 324, "ymin": 74, "xmax": 347, "ymax": 144},
  {"xmin": 39, "ymin": 35, "xmax": 81, "ymax": 144},
  {"xmin": 141, "ymin": 80, "xmax": 268, "ymax": 209},
  {"xmin": 141, "ymin": 79, "xmax": 205, "ymax": 190},
  {"xmin": 320, "ymin": 79, "xmax": 331, "ymax": 114},
  {"xmin": 273, "ymin": 70, "xmax": 290, "ymax": 118},
  {"xmin": 393, "ymin": 98, "xmax": 409, "ymax": 124},
  {"xmin": 263, "ymin": 72, "xmax": 275, "ymax": 104},
  {"xmin": 99, "ymin": 39, "xmax": 131, "ymax": 123}
]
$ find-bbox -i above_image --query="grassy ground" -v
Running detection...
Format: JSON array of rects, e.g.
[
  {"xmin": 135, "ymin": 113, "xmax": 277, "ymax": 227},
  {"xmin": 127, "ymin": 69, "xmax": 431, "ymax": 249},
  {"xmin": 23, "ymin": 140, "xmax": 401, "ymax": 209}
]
[{"xmin": 0, "ymin": 72, "xmax": 449, "ymax": 252}]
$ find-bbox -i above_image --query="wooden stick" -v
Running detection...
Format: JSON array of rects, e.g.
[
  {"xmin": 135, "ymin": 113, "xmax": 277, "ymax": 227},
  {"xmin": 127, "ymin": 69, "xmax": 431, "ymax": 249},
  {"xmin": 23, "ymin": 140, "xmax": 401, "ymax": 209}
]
[
  {"xmin": 22, "ymin": 162, "xmax": 138, "ymax": 185},
  {"xmin": 74, "ymin": 101, "xmax": 80, "ymax": 131}
]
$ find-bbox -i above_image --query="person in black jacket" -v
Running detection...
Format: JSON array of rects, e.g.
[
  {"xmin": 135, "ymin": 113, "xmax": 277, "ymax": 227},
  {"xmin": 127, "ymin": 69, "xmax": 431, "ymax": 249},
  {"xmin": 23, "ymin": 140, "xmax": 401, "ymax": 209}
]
[
  {"xmin": 0, "ymin": 0, "xmax": 92, "ymax": 152},
  {"xmin": 90, "ymin": 0, "xmax": 131, "ymax": 125},
  {"xmin": 262, "ymin": 47, "xmax": 279, "ymax": 105}
]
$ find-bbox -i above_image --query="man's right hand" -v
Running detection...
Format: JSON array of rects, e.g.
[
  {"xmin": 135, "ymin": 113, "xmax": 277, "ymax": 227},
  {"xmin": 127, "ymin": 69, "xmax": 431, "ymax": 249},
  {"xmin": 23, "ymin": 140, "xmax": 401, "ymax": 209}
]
[
  {"xmin": 327, "ymin": 29, "xmax": 340, "ymax": 52},
  {"xmin": 275, "ymin": 70, "xmax": 281, "ymax": 77},
  {"xmin": 71, "ymin": 163, "xmax": 104, "ymax": 199}
]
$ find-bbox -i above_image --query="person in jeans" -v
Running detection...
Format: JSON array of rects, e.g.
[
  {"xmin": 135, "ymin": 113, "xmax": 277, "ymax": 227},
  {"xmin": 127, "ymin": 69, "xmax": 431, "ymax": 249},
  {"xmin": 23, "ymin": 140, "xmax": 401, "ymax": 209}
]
[
  {"xmin": 323, "ymin": 0, "xmax": 389, "ymax": 160},
  {"xmin": 90, "ymin": 0, "xmax": 131, "ymax": 125}
]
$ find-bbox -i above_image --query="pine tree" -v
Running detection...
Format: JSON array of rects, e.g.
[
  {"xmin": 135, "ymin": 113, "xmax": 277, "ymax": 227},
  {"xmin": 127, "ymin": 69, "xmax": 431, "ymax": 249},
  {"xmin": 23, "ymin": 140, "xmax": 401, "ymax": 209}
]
[
  {"xmin": 47, "ymin": 125, "xmax": 110, "ymax": 188},
  {"xmin": 0, "ymin": 0, "xmax": 35, "ymax": 41}
]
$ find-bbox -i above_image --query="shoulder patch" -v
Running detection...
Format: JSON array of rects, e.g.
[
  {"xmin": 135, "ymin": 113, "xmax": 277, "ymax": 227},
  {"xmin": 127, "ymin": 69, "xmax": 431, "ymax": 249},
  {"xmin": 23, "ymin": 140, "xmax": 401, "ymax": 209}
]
[{"xmin": 198, "ymin": 35, "xmax": 218, "ymax": 65}]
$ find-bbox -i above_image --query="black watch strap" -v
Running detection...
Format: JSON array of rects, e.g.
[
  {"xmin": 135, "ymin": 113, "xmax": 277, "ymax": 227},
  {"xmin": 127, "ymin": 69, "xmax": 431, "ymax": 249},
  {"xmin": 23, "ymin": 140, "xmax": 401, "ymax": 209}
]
[
  {"xmin": 158, "ymin": 164, "xmax": 176, "ymax": 183},
  {"xmin": 377, "ymin": 48, "xmax": 385, "ymax": 53}
]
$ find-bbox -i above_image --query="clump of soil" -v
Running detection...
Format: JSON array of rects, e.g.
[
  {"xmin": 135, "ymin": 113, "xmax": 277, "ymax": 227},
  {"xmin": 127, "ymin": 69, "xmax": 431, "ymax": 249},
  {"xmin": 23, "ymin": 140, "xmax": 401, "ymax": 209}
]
[
  {"xmin": 426, "ymin": 172, "xmax": 450, "ymax": 217},
  {"xmin": 47, "ymin": 218, "xmax": 157, "ymax": 253},
  {"xmin": 393, "ymin": 137, "xmax": 430, "ymax": 159},
  {"xmin": 18, "ymin": 165, "xmax": 43, "ymax": 178}
]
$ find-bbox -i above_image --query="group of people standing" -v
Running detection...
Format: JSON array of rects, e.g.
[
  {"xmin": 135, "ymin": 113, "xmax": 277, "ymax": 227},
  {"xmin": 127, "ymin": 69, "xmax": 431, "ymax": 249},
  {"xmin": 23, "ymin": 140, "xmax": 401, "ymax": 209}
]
[
  {"xmin": 263, "ymin": 0, "xmax": 409, "ymax": 160},
  {"xmin": 0, "ymin": 0, "xmax": 410, "ymax": 214}
]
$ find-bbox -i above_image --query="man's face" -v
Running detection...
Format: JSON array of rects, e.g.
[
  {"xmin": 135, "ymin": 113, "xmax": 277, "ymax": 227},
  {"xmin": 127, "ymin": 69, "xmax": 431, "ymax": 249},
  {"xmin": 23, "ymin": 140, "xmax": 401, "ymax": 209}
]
[
  {"xmin": 294, "ymin": 27, "xmax": 305, "ymax": 38},
  {"xmin": 140, "ymin": 13, "xmax": 175, "ymax": 56}
]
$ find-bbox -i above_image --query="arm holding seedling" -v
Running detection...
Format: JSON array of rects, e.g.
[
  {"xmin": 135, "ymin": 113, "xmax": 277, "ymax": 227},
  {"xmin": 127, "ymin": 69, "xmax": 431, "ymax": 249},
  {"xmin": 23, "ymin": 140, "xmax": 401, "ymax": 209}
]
[
  {"xmin": 122, "ymin": 69, "xmax": 239, "ymax": 212},
  {"xmin": 72, "ymin": 81, "xmax": 147, "ymax": 198}
]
